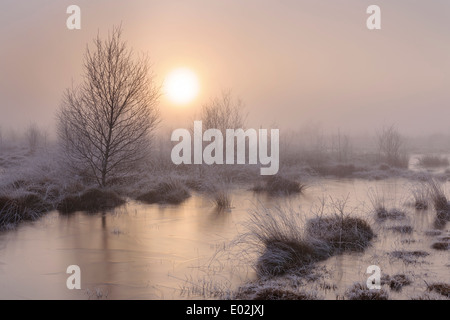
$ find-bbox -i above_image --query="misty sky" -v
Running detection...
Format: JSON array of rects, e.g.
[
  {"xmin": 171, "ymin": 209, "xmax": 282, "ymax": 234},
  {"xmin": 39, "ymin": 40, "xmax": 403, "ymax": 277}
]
[{"xmin": 1, "ymin": 0, "xmax": 450, "ymax": 137}]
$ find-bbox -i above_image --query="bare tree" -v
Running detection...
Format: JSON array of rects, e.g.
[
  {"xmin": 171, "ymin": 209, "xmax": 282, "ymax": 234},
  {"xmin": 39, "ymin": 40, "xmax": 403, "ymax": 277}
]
[
  {"xmin": 25, "ymin": 123, "xmax": 44, "ymax": 153},
  {"xmin": 298, "ymin": 122, "xmax": 327, "ymax": 167},
  {"xmin": 376, "ymin": 124, "xmax": 408, "ymax": 168},
  {"xmin": 189, "ymin": 91, "xmax": 247, "ymax": 174},
  {"xmin": 57, "ymin": 26, "xmax": 160, "ymax": 187},
  {"xmin": 331, "ymin": 129, "xmax": 353, "ymax": 163},
  {"xmin": 200, "ymin": 90, "xmax": 247, "ymax": 132}
]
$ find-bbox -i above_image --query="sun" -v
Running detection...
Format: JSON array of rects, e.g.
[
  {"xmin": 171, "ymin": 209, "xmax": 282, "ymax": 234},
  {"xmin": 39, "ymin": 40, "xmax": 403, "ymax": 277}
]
[{"xmin": 164, "ymin": 68, "xmax": 200, "ymax": 105}]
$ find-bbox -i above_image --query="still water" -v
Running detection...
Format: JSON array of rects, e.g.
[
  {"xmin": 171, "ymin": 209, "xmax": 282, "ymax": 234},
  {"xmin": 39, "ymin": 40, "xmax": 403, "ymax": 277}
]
[{"xmin": 0, "ymin": 178, "xmax": 448, "ymax": 299}]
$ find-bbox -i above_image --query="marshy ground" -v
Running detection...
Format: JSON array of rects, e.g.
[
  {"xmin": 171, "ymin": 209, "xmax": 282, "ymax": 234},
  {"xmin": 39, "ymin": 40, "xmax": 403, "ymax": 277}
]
[{"xmin": 0, "ymin": 145, "xmax": 449, "ymax": 300}]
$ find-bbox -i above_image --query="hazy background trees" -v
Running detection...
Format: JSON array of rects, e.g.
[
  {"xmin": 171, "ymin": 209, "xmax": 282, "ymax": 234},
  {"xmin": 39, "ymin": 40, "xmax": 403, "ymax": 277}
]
[
  {"xmin": 25, "ymin": 123, "xmax": 47, "ymax": 154},
  {"xmin": 376, "ymin": 124, "xmax": 409, "ymax": 168},
  {"xmin": 57, "ymin": 26, "xmax": 160, "ymax": 187},
  {"xmin": 200, "ymin": 90, "xmax": 247, "ymax": 132},
  {"xmin": 329, "ymin": 130, "xmax": 352, "ymax": 163},
  {"xmin": 180, "ymin": 90, "xmax": 248, "ymax": 177}
]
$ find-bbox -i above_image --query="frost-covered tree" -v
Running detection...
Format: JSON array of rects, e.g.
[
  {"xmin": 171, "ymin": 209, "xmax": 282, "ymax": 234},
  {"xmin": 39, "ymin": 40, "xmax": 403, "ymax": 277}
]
[
  {"xmin": 376, "ymin": 125, "xmax": 408, "ymax": 168},
  {"xmin": 200, "ymin": 90, "xmax": 246, "ymax": 133},
  {"xmin": 25, "ymin": 123, "xmax": 46, "ymax": 154},
  {"xmin": 57, "ymin": 26, "xmax": 160, "ymax": 187}
]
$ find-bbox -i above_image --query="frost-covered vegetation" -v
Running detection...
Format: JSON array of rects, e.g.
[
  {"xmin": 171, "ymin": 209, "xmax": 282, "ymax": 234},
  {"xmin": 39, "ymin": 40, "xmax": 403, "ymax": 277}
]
[
  {"xmin": 225, "ymin": 197, "xmax": 377, "ymax": 299},
  {"xmin": 1, "ymin": 123, "xmax": 450, "ymax": 233},
  {"xmin": 417, "ymin": 155, "xmax": 449, "ymax": 168}
]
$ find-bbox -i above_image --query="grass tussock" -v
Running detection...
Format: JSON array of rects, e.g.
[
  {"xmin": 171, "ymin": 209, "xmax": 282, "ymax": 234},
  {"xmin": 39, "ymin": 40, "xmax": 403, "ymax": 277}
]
[
  {"xmin": 235, "ymin": 286, "xmax": 320, "ymax": 300},
  {"xmin": 426, "ymin": 180, "xmax": 450, "ymax": 224},
  {"xmin": 345, "ymin": 283, "xmax": 389, "ymax": 300},
  {"xmin": 417, "ymin": 155, "xmax": 449, "ymax": 168},
  {"xmin": 233, "ymin": 275, "xmax": 321, "ymax": 300},
  {"xmin": 389, "ymin": 250, "xmax": 429, "ymax": 264},
  {"xmin": 305, "ymin": 215, "xmax": 375, "ymax": 253},
  {"xmin": 433, "ymin": 216, "xmax": 448, "ymax": 230},
  {"xmin": 252, "ymin": 175, "xmax": 306, "ymax": 196},
  {"xmin": 201, "ymin": 180, "xmax": 233, "ymax": 210},
  {"xmin": 425, "ymin": 230, "xmax": 442, "ymax": 237},
  {"xmin": 0, "ymin": 193, "xmax": 51, "ymax": 229},
  {"xmin": 412, "ymin": 292, "xmax": 449, "ymax": 300},
  {"xmin": 247, "ymin": 205, "xmax": 329, "ymax": 276},
  {"xmin": 246, "ymin": 199, "xmax": 374, "ymax": 277},
  {"xmin": 427, "ymin": 179, "xmax": 449, "ymax": 213},
  {"xmin": 377, "ymin": 208, "xmax": 406, "ymax": 220},
  {"xmin": 184, "ymin": 178, "xmax": 208, "ymax": 192},
  {"xmin": 137, "ymin": 180, "xmax": 191, "ymax": 205},
  {"xmin": 431, "ymin": 242, "xmax": 449, "ymax": 251},
  {"xmin": 57, "ymin": 189, "xmax": 125, "ymax": 214},
  {"xmin": 426, "ymin": 283, "xmax": 450, "ymax": 298},
  {"xmin": 388, "ymin": 225, "xmax": 413, "ymax": 234},
  {"xmin": 411, "ymin": 183, "xmax": 429, "ymax": 210},
  {"xmin": 368, "ymin": 189, "xmax": 406, "ymax": 220},
  {"xmin": 436, "ymin": 210, "xmax": 450, "ymax": 221},
  {"xmin": 368, "ymin": 188, "xmax": 386, "ymax": 217},
  {"xmin": 256, "ymin": 239, "xmax": 327, "ymax": 277},
  {"xmin": 210, "ymin": 189, "xmax": 232, "ymax": 210},
  {"xmin": 384, "ymin": 274, "xmax": 412, "ymax": 291}
]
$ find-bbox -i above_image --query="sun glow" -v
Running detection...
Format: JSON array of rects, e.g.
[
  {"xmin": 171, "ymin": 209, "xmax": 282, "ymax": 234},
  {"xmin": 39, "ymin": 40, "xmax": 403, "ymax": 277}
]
[{"xmin": 164, "ymin": 68, "xmax": 200, "ymax": 105}]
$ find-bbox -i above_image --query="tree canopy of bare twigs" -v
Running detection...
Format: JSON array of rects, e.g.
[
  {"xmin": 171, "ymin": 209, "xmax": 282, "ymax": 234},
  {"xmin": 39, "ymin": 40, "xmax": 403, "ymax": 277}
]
[
  {"xmin": 25, "ymin": 123, "xmax": 46, "ymax": 154},
  {"xmin": 200, "ymin": 90, "xmax": 247, "ymax": 132},
  {"xmin": 57, "ymin": 26, "xmax": 160, "ymax": 187},
  {"xmin": 376, "ymin": 124, "xmax": 408, "ymax": 168}
]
